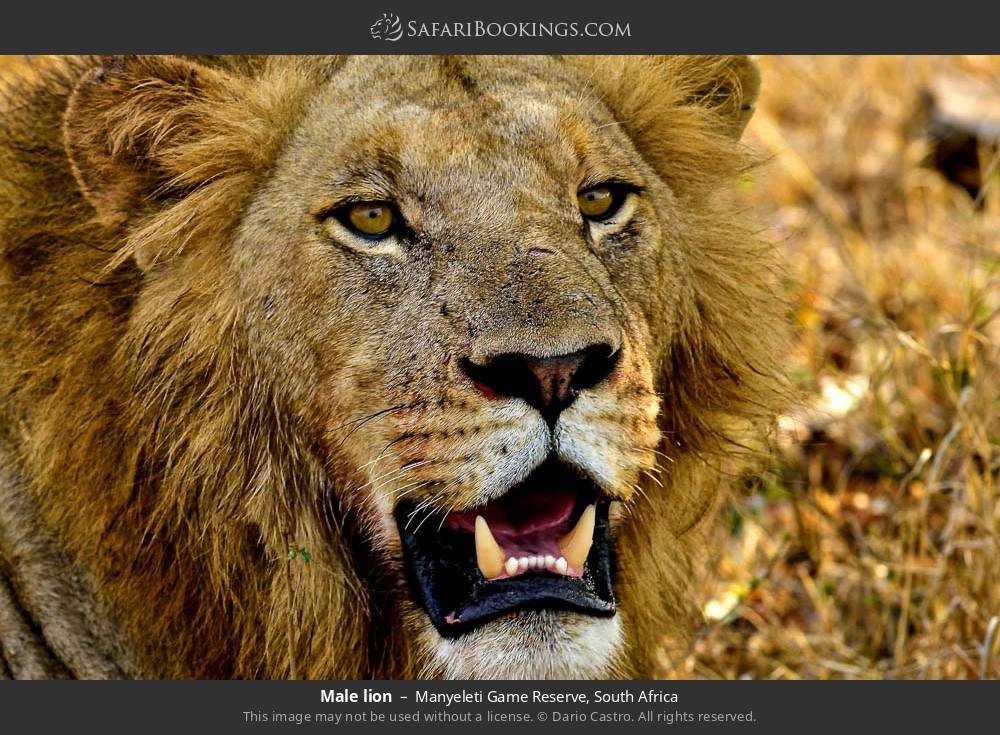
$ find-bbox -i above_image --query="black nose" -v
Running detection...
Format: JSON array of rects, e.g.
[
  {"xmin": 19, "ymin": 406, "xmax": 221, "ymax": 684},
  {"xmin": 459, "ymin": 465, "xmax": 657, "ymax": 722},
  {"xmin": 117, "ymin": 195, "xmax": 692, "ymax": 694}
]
[{"xmin": 461, "ymin": 343, "xmax": 620, "ymax": 425}]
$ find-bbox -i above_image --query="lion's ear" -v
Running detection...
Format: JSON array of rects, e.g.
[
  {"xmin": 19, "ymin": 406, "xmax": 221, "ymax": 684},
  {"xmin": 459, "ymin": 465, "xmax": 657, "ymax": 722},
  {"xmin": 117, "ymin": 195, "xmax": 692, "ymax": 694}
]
[
  {"xmin": 63, "ymin": 55, "xmax": 240, "ymax": 226},
  {"xmin": 568, "ymin": 55, "xmax": 760, "ymax": 193},
  {"xmin": 672, "ymin": 55, "xmax": 760, "ymax": 139},
  {"xmin": 574, "ymin": 55, "xmax": 759, "ymax": 141}
]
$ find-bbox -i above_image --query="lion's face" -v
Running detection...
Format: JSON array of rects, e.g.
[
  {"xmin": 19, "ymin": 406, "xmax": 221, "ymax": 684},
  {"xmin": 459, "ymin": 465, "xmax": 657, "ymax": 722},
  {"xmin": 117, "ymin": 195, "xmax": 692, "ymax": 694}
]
[
  {"xmin": 57, "ymin": 54, "xmax": 769, "ymax": 679},
  {"xmin": 232, "ymin": 57, "xmax": 689, "ymax": 678}
]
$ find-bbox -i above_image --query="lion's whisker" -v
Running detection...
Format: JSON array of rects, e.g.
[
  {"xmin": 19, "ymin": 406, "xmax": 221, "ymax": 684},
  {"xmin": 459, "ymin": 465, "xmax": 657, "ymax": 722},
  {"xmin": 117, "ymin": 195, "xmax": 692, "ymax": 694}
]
[
  {"xmin": 330, "ymin": 401, "xmax": 428, "ymax": 452},
  {"xmin": 405, "ymin": 497, "xmax": 439, "ymax": 532},
  {"xmin": 385, "ymin": 477, "xmax": 438, "ymax": 501},
  {"xmin": 432, "ymin": 479, "xmax": 469, "ymax": 532},
  {"xmin": 641, "ymin": 468, "xmax": 664, "ymax": 489},
  {"xmin": 412, "ymin": 506, "xmax": 445, "ymax": 535},
  {"xmin": 357, "ymin": 459, "xmax": 439, "ymax": 494}
]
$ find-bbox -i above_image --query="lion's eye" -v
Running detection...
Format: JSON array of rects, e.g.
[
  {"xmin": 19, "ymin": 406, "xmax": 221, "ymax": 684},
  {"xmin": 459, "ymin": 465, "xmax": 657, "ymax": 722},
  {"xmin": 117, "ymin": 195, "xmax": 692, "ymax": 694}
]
[
  {"xmin": 577, "ymin": 185, "xmax": 626, "ymax": 221},
  {"xmin": 341, "ymin": 202, "xmax": 396, "ymax": 239}
]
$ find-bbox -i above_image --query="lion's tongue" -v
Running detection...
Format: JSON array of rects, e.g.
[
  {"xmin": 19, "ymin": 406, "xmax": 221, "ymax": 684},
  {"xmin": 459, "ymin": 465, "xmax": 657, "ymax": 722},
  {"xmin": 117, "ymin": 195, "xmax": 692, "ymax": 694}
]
[
  {"xmin": 446, "ymin": 487, "xmax": 576, "ymax": 537},
  {"xmin": 444, "ymin": 487, "xmax": 588, "ymax": 578}
]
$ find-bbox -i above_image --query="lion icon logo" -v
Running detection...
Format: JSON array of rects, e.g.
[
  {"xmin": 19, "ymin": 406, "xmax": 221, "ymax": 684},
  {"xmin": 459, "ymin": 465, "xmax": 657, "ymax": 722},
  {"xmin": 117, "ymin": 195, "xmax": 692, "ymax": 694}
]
[{"xmin": 370, "ymin": 13, "xmax": 403, "ymax": 41}]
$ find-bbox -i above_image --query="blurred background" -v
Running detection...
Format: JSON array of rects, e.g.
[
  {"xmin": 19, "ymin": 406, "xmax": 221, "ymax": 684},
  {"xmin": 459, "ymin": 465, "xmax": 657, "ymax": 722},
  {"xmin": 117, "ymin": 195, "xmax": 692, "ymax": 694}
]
[
  {"xmin": 669, "ymin": 55, "xmax": 1000, "ymax": 680},
  {"xmin": 1, "ymin": 55, "xmax": 997, "ymax": 679}
]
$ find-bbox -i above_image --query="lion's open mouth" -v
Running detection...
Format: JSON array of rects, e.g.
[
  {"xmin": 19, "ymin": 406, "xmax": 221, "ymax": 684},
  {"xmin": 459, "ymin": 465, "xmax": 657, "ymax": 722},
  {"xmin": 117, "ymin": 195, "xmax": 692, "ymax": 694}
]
[{"xmin": 395, "ymin": 459, "xmax": 615, "ymax": 636}]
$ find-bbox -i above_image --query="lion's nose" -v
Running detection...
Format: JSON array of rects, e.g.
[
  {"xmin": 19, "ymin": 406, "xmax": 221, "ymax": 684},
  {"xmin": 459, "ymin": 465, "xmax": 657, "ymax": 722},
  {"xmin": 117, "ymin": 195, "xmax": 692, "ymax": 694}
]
[{"xmin": 461, "ymin": 343, "xmax": 620, "ymax": 425}]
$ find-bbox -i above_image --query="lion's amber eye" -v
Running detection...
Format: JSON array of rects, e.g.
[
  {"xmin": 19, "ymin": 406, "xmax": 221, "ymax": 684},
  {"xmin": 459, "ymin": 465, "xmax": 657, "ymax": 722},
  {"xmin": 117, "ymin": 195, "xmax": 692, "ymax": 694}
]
[
  {"xmin": 577, "ymin": 185, "xmax": 621, "ymax": 220},
  {"xmin": 344, "ymin": 202, "xmax": 395, "ymax": 238}
]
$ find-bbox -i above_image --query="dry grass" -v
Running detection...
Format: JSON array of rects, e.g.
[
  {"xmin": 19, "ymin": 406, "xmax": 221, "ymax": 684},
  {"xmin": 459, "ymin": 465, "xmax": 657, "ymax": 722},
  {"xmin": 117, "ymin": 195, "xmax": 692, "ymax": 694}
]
[
  {"xmin": 660, "ymin": 56, "xmax": 1000, "ymax": 680},
  {"xmin": 1, "ymin": 55, "xmax": 997, "ymax": 680}
]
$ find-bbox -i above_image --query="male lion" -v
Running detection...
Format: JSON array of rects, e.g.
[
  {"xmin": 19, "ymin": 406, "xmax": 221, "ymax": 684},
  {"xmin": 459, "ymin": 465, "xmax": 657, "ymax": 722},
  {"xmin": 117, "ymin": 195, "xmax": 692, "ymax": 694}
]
[{"xmin": 0, "ymin": 55, "xmax": 784, "ymax": 679}]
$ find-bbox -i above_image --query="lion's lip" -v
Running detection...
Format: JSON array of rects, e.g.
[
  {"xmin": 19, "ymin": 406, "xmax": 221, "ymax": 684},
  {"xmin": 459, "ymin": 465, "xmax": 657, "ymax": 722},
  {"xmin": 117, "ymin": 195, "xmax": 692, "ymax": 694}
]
[{"xmin": 395, "ymin": 459, "xmax": 616, "ymax": 637}]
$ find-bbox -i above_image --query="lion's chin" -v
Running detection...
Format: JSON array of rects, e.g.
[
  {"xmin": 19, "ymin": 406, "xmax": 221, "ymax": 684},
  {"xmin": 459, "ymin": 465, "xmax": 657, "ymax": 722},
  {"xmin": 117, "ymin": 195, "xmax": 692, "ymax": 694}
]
[{"xmin": 419, "ymin": 609, "xmax": 623, "ymax": 680}]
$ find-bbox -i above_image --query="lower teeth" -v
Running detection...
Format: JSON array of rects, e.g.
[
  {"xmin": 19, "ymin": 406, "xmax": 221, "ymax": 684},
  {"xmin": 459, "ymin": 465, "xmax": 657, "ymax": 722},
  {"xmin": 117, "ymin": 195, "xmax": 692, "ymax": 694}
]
[{"xmin": 499, "ymin": 554, "xmax": 572, "ymax": 578}]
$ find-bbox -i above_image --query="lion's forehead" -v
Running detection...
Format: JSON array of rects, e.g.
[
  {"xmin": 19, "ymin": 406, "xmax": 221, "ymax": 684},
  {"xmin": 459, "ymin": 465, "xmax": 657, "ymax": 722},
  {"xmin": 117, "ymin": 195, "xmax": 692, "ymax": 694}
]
[
  {"xmin": 311, "ymin": 92, "xmax": 577, "ymax": 173},
  {"xmin": 389, "ymin": 100, "xmax": 567, "ymax": 175},
  {"xmin": 284, "ymin": 64, "xmax": 638, "ymax": 229}
]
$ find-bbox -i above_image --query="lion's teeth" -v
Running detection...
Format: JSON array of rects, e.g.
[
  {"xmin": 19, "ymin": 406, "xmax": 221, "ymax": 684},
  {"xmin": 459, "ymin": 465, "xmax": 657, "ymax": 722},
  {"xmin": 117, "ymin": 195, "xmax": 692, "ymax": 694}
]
[
  {"xmin": 475, "ymin": 516, "xmax": 506, "ymax": 580},
  {"xmin": 558, "ymin": 504, "xmax": 595, "ymax": 572},
  {"xmin": 498, "ymin": 553, "xmax": 573, "ymax": 576},
  {"xmin": 487, "ymin": 540, "xmax": 584, "ymax": 578}
]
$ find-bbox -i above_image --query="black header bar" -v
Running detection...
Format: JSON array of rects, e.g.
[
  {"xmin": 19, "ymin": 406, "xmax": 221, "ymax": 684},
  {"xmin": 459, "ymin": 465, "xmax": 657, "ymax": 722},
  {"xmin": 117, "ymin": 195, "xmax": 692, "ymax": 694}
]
[{"xmin": 2, "ymin": 0, "xmax": 998, "ymax": 53}]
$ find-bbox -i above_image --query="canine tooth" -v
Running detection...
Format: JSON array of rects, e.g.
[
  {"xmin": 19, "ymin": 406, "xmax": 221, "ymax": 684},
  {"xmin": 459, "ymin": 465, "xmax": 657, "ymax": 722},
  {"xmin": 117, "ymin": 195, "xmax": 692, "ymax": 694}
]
[
  {"xmin": 505, "ymin": 557, "xmax": 519, "ymax": 576},
  {"xmin": 518, "ymin": 557, "xmax": 529, "ymax": 572},
  {"xmin": 475, "ymin": 516, "xmax": 506, "ymax": 579},
  {"xmin": 559, "ymin": 504, "xmax": 595, "ymax": 572},
  {"xmin": 555, "ymin": 557, "xmax": 568, "ymax": 574},
  {"xmin": 545, "ymin": 555, "xmax": 556, "ymax": 568}
]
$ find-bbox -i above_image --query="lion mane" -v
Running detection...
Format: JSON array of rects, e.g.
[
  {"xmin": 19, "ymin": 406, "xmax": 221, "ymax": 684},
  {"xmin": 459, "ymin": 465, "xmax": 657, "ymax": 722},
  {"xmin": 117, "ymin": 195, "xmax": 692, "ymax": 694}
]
[{"xmin": 0, "ymin": 55, "xmax": 785, "ymax": 679}]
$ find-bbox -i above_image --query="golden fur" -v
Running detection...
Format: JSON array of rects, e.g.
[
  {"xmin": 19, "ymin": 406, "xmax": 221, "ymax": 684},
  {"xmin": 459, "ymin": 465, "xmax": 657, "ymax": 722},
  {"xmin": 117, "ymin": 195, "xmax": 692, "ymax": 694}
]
[{"xmin": 0, "ymin": 55, "xmax": 784, "ymax": 679}]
